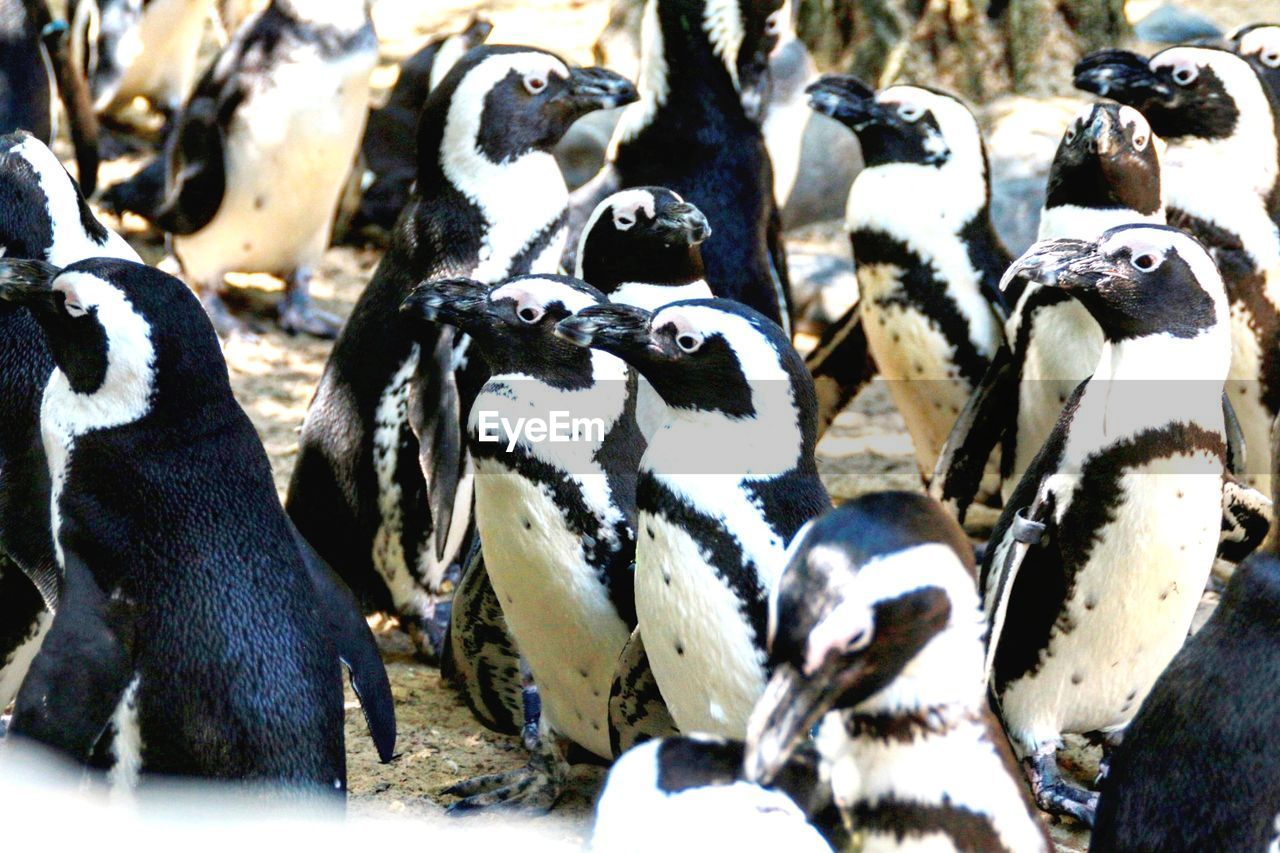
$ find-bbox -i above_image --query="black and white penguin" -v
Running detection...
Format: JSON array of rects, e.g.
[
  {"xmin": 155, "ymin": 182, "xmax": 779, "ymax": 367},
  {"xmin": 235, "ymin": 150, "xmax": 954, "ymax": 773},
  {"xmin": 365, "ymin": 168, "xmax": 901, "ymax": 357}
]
[
  {"xmin": 569, "ymin": 0, "xmax": 793, "ymax": 331},
  {"xmin": 100, "ymin": 0, "xmax": 378, "ymax": 338},
  {"xmin": 287, "ymin": 46, "xmax": 635, "ymax": 662},
  {"xmin": 982, "ymin": 225, "xmax": 1237, "ymax": 825},
  {"xmin": 557, "ymin": 297, "xmax": 830, "ymax": 738},
  {"xmin": 0, "ymin": 256, "xmax": 394, "ymax": 791},
  {"xmin": 1227, "ymin": 24, "xmax": 1280, "ymax": 103},
  {"xmin": 351, "ymin": 15, "xmax": 493, "ymax": 236},
  {"xmin": 0, "ymin": 132, "xmax": 139, "ymax": 717},
  {"xmin": 744, "ymin": 492, "xmax": 1051, "ymax": 852},
  {"xmin": 803, "ymin": 75, "xmax": 1009, "ymax": 492},
  {"xmin": 1075, "ymin": 46, "xmax": 1280, "ymax": 495},
  {"xmin": 402, "ymin": 273, "xmax": 650, "ymax": 810},
  {"xmin": 932, "ymin": 103, "xmax": 1166, "ymax": 518}
]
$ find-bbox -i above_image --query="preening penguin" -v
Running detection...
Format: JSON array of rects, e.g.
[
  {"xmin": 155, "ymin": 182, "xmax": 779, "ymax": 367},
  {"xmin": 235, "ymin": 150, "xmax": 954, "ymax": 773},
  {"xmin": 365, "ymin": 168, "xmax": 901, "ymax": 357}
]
[
  {"xmin": 804, "ymin": 75, "xmax": 1009, "ymax": 493},
  {"xmin": 744, "ymin": 492, "xmax": 1050, "ymax": 852},
  {"xmin": 570, "ymin": 0, "xmax": 793, "ymax": 330},
  {"xmin": 287, "ymin": 45, "xmax": 635, "ymax": 669},
  {"xmin": 0, "ymin": 256, "xmax": 394, "ymax": 791},
  {"xmin": 983, "ymin": 226, "xmax": 1239, "ymax": 825},
  {"xmin": 558, "ymin": 298, "xmax": 830, "ymax": 738}
]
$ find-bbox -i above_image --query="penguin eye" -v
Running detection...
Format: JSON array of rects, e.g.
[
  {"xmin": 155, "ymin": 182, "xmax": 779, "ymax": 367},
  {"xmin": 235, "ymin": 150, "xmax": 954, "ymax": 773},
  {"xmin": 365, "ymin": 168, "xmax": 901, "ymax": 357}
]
[
  {"xmin": 846, "ymin": 629, "xmax": 871, "ymax": 652},
  {"xmin": 675, "ymin": 332, "xmax": 703, "ymax": 353},
  {"xmin": 614, "ymin": 212, "xmax": 636, "ymax": 230},
  {"xmin": 1172, "ymin": 66, "xmax": 1198, "ymax": 86},
  {"xmin": 65, "ymin": 300, "xmax": 87, "ymax": 318},
  {"xmin": 1064, "ymin": 126, "xmax": 1077, "ymax": 144},
  {"xmin": 1263, "ymin": 51, "xmax": 1280, "ymax": 69},
  {"xmin": 518, "ymin": 305, "xmax": 545, "ymax": 324},
  {"xmin": 897, "ymin": 103, "xmax": 924, "ymax": 122},
  {"xmin": 1131, "ymin": 131, "xmax": 1149, "ymax": 151},
  {"xmin": 523, "ymin": 73, "xmax": 548, "ymax": 95},
  {"xmin": 764, "ymin": 10, "xmax": 783, "ymax": 36},
  {"xmin": 1132, "ymin": 253, "xmax": 1160, "ymax": 272}
]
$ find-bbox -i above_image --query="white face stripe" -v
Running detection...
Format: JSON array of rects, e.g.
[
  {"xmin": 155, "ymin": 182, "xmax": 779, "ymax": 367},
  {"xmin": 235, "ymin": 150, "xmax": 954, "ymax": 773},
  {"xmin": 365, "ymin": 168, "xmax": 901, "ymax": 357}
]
[
  {"xmin": 610, "ymin": 189, "xmax": 659, "ymax": 229},
  {"xmin": 490, "ymin": 278, "xmax": 599, "ymax": 316},
  {"xmin": 650, "ymin": 305, "xmax": 789, "ymax": 382},
  {"xmin": 442, "ymin": 52, "xmax": 570, "ymax": 167},
  {"xmin": 576, "ymin": 188, "xmax": 664, "ymax": 276},
  {"xmin": 1239, "ymin": 27, "xmax": 1280, "ymax": 68}
]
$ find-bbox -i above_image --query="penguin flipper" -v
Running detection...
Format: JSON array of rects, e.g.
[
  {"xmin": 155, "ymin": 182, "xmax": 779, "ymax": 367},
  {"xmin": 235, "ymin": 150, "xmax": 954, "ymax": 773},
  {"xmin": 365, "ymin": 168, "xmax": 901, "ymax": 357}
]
[
  {"xmin": 804, "ymin": 301, "xmax": 875, "ymax": 439},
  {"xmin": 289, "ymin": 522, "xmax": 397, "ymax": 763},
  {"xmin": 931, "ymin": 345, "xmax": 1016, "ymax": 524},
  {"xmin": 982, "ymin": 491, "xmax": 1056, "ymax": 682},
  {"xmin": 1222, "ymin": 392, "xmax": 1247, "ymax": 477},
  {"xmin": 408, "ymin": 330, "xmax": 466, "ymax": 563},
  {"xmin": 440, "ymin": 543, "xmax": 525, "ymax": 735},
  {"xmin": 8, "ymin": 552, "xmax": 135, "ymax": 761},
  {"xmin": 766, "ymin": 199, "xmax": 794, "ymax": 335},
  {"xmin": 608, "ymin": 626, "xmax": 677, "ymax": 758},
  {"xmin": 1218, "ymin": 476, "xmax": 1272, "ymax": 565}
]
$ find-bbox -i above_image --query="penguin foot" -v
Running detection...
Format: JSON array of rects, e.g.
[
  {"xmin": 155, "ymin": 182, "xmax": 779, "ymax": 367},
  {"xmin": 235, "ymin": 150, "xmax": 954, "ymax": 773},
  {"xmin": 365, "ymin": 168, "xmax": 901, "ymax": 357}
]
[
  {"xmin": 278, "ymin": 299, "xmax": 343, "ymax": 339},
  {"xmin": 443, "ymin": 747, "xmax": 567, "ymax": 814},
  {"xmin": 1022, "ymin": 749, "xmax": 1098, "ymax": 826}
]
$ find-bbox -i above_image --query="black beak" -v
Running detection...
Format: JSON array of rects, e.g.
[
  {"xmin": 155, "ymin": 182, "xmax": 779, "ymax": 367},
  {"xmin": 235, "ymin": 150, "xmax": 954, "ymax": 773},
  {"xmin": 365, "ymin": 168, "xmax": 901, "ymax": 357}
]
[
  {"xmin": 654, "ymin": 201, "xmax": 712, "ymax": 247},
  {"xmin": 462, "ymin": 15, "xmax": 493, "ymax": 46},
  {"xmin": 563, "ymin": 66, "xmax": 639, "ymax": 114},
  {"xmin": 554, "ymin": 302, "xmax": 653, "ymax": 354},
  {"xmin": 1000, "ymin": 238, "xmax": 1124, "ymax": 294},
  {"xmin": 1074, "ymin": 49, "xmax": 1176, "ymax": 107},
  {"xmin": 0, "ymin": 258, "xmax": 62, "ymax": 317},
  {"xmin": 400, "ymin": 277, "xmax": 494, "ymax": 332},
  {"xmin": 805, "ymin": 74, "xmax": 887, "ymax": 130},
  {"xmin": 1072, "ymin": 106, "xmax": 1127, "ymax": 157}
]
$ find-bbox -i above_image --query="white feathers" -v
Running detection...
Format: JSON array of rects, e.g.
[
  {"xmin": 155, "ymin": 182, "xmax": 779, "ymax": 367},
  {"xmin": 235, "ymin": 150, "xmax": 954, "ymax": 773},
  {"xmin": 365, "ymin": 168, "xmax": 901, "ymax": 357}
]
[
  {"xmin": 702, "ymin": 0, "xmax": 745, "ymax": 88},
  {"xmin": 429, "ymin": 32, "xmax": 472, "ymax": 92},
  {"xmin": 610, "ymin": 0, "xmax": 670, "ymax": 147},
  {"xmin": 95, "ymin": 0, "xmax": 214, "ymax": 113},
  {"xmin": 0, "ymin": 611, "xmax": 51, "ymax": 712},
  {"xmin": 107, "ymin": 676, "xmax": 143, "ymax": 796}
]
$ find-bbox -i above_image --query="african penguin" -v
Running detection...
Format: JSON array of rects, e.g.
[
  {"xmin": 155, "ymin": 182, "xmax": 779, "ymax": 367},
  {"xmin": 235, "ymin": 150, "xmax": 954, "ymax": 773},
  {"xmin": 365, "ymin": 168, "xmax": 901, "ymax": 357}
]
[
  {"xmin": 1075, "ymin": 46, "xmax": 1280, "ymax": 495},
  {"xmin": 557, "ymin": 297, "xmax": 830, "ymax": 738},
  {"xmin": 803, "ymin": 75, "xmax": 1009, "ymax": 493},
  {"xmin": 101, "ymin": 0, "xmax": 378, "ymax": 338},
  {"xmin": 287, "ymin": 46, "xmax": 635, "ymax": 665},
  {"xmin": 0, "ymin": 256, "xmax": 394, "ymax": 792},
  {"xmin": 744, "ymin": 492, "xmax": 1051, "ymax": 852},
  {"xmin": 569, "ymin": 0, "xmax": 794, "ymax": 331},
  {"xmin": 351, "ymin": 15, "xmax": 493, "ymax": 237},
  {"xmin": 1227, "ymin": 24, "xmax": 1280, "ymax": 105},
  {"xmin": 402, "ymin": 274, "xmax": 647, "ymax": 810},
  {"xmin": 0, "ymin": 132, "xmax": 139, "ymax": 717},
  {"xmin": 982, "ymin": 225, "xmax": 1237, "ymax": 825},
  {"xmin": 932, "ymin": 103, "xmax": 1165, "ymax": 519}
]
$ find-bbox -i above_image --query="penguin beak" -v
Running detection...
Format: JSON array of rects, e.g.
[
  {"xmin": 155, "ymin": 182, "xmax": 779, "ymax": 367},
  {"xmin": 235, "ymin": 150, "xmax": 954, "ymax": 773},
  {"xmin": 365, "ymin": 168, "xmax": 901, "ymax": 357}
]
[
  {"xmin": 742, "ymin": 660, "xmax": 851, "ymax": 787},
  {"xmin": 0, "ymin": 258, "xmax": 63, "ymax": 318},
  {"xmin": 805, "ymin": 74, "xmax": 887, "ymax": 131},
  {"xmin": 562, "ymin": 66, "xmax": 639, "ymax": 114},
  {"xmin": 654, "ymin": 202, "xmax": 712, "ymax": 247},
  {"xmin": 1074, "ymin": 49, "xmax": 1176, "ymax": 107},
  {"xmin": 462, "ymin": 15, "xmax": 493, "ymax": 46},
  {"xmin": 1001, "ymin": 238, "xmax": 1125, "ymax": 294},
  {"xmin": 554, "ymin": 303, "xmax": 653, "ymax": 355},
  {"xmin": 1073, "ymin": 107, "xmax": 1126, "ymax": 158},
  {"xmin": 401, "ymin": 277, "xmax": 494, "ymax": 331}
]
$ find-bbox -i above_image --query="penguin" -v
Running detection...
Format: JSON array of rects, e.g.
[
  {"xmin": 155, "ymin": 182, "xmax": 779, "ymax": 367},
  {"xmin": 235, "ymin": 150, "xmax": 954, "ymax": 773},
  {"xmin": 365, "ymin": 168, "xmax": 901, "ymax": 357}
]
[
  {"xmin": 743, "ymin": 492, "xmax": 1051, "ymax": 852},
  {"xmin": 286, "ymin": 46, "xmax": 636, "ymax": 665},
  {"xmin": 982, "ymin": 225, "xmax": 1238, "ymax": 825},
  {"xmin": 1227, "ymin": 24, "xmax": 1280, "ymax": 104},
  {"xmin": 100, "ymin": 0, "xmax": 378, "ymax": 338},
  {"xmin": 593, "ymin": 735, "xmax": 832, "ymax": 853},
  {"xmin": 351, "ymin": 15, "xmax": 493, "ymax": 237},
  {"xmin": 568, "ymin": 0, "xmax": 794, "ymax": 331},
  {"xmin": 803, "ymin": 74, "xmax": 1010, "ymax": 493},
  {"xmin": 0, "ymin": 131, "xmax": 139, "ymax": 716},
  {"xmin": 556, "ymin": 298, "xmax": 830, "ymax": 738},
  {"xmin": 0, "ymin": 256, "xmax": 394, "ymax": 790},
  {"xmin": 932, "ymin": 103, "xmax": 1166, "ymax": 518},
  {"xmin": 402, "ymin": 273, "xmax": 652, "ymax": 810},
  {"xmin": 1074, "ymin": 46, "xmax": 1280, "ymax": 495}
]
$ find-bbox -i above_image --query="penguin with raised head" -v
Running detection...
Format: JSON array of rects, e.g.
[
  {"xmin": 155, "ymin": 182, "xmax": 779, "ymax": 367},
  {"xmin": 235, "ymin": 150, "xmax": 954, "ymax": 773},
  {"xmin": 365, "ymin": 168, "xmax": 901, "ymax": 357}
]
[
  {"xmin": 569, "ymin": 0, "xmax": 793, "ymax": 330},
  {"xmin": 287, "ymin": 46, "xmax": 636, "ymax": 665},
  {"xmin": 0, "ymin": 132, "xmax": 139, "ymax": 717},
  {"xmin": 0, "ymin": 255, "xmax": 394, "ymax": 791},
  {"xmin": 1075, "ymin": 46, "xmax": 1280, "ymax": 494},
  {"xmin": 982, "ymin": 225, "xmax": 1239, "ymax": 825},
  {"xmin": 100, "ymin": 0, "xmax": 378, "ymax": 338},
  {"xmin": 803, "ymin": 75, "xmax": 1009, "ymax": 494},
  {"xmin": 557, "ymin": 298, "xmax": 830, "ymax": 738},
  {"xmin": 744, "ymin": 492, "xmax": 1051, "ymax": 852}
]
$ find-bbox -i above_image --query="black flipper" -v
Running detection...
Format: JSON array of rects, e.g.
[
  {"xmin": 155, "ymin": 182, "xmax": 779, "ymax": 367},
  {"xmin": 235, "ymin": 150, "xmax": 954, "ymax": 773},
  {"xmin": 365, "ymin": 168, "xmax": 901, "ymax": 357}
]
[
  {"xmin": 804, "ymin": 301, "xmax": 875, "ymax": 438},
  {"xmin": 931, "ymin": 345, "xmax": 1016, "ymax": 524},
  {"xmin": 409, "ymin": 330, "xmax": 465, "ymax": 563},
  {"xmin": 8, "ymin": 552, "xmax": 134, "ymax": 761},
  {"xmin": 607, "ymin": 626, "xmax": 677, "ymax": 757},
  {"xmin": 1222, "ymin": 392, "xmax": 1247, "ymax": 478},
  {"xmin": 289, "ymin": 522, "xmax": 397, "ymax": 763},
  {"xmin": 766, "ymin": 199, "xmax": 794, "ymax": 337}
]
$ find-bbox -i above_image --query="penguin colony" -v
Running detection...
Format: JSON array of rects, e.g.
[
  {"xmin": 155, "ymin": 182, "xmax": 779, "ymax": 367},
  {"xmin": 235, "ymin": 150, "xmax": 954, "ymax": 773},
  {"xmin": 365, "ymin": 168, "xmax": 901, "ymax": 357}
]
[{"xmin": 0, "ymin": 0, "xmax": 1277, "ymax": 849}]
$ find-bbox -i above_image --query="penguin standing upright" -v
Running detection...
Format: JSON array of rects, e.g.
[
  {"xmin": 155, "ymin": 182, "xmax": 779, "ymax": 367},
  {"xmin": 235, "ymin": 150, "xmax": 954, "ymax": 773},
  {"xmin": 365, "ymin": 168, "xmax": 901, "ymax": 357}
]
[
  {"xmin": 1075, "ymin": 46, "xmax": 1280, "ymax": 493},
  {"xmin": 557, "ymin": 298, "xmax": 830, "ymax": 738},
  {"xmin": 0, "ymin": 132, "xmax": 139, "ymax": 716},
  {"xmin": 982, "ymin": 226, "xmax": 1238, "ymax": 824},
  {"xmin": 286, "ymin": 46, "xmax": 635, "ymax": 661},
  {"xmin": 569, "ymin": 0, "xmax": 793, "ymax": 330},
  {"xmin": 744, "ymin": 493, "xmax": 1051, "ymax": 852},
  {"xmin": 803, "ymin": 75, "xmax": 1009, "ymax": 492},
  {"xmin": 0, "ymin": 256, "xmax": 394, "ymax": 790}
]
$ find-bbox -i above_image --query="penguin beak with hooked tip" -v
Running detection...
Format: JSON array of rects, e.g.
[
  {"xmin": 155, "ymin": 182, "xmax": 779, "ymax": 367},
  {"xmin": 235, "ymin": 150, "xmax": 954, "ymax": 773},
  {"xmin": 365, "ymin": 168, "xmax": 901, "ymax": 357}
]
[
  {"xmin": 0, "ymin": 258, "xmax": 63, "ymax": 318},
  {"xmin": 554, "ymin": 302, "xmax": 654, "ymax": 355},
  {"xmin": 805, "ymin": 74, "xmax": 884, "ymax": 131},
  {"xmin": 1074, "ymin": 49, "xmax": 1176, "ymax": 108},
  {"xmin": 654, "ymin": 201, "xmax": 713, "ymax": 248},
  {"xmin": 400, "ymin": 277, "xmax": 494, "ymax": 332},
  {"xmin": 560, "ymin": 66, "xmax": 640, "ymax": 116},
  {"xmin": 999, "ymin": 238, "xmax": 1122, "ymax": 296}
]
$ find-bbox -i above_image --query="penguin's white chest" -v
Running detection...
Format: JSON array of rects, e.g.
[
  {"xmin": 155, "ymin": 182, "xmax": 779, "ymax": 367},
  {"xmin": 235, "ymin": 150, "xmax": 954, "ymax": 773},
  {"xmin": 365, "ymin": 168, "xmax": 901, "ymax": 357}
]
[
  {"xmin": 473, "ymin": 460, "xmax": 630, "ymax": 760},
  {"xmin": 634, "ymin": 510, "xmax": 771, "ymax": 738},
  {"xmin": 174, "ymin": 41, "xmax": 376, "ymax": 280},
  {"xmin": 101, "ymin": 0, "xmax": 213, "ymax": 110}
]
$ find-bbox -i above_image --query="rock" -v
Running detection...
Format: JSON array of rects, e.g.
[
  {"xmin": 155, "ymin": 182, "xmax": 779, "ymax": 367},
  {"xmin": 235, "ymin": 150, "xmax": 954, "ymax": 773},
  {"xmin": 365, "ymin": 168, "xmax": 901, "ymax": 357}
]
[{"xmin": 1133, "ymin": 3, "xmax": 1223, "ymax": 44}]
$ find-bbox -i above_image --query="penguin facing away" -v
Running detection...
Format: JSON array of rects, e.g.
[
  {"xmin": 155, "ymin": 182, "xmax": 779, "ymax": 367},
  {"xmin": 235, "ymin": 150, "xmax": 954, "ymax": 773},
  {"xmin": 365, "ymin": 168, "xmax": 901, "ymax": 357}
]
[
  {"xmin": 982, "ymin": 225, "xmax": 1237, "ymax": 825},
  {"xmin": 803, "ymin": 74, "xmax": 1009, "ymax": 494},
  {"xmin": 0, "ymin": 256, "xmax": 395, "ymax": 789},
  {"xmin": 557, "ymin": 297, "xmax": 830, "ymax": 739},
  {"xmin": 287, "ymin": 45, "xmax": 636, "ymax": 670},
  {"xmin": 744, "ymin": 492, "xmax": 1050, "ymax": 852}
]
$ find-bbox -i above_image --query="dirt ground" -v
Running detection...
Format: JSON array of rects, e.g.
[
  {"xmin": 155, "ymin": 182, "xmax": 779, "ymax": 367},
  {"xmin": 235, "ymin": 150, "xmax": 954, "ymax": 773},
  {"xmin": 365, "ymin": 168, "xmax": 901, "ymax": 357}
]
[{"xmin": 49, "ymin": 0, "xmax": 1275, "ymax": 847}]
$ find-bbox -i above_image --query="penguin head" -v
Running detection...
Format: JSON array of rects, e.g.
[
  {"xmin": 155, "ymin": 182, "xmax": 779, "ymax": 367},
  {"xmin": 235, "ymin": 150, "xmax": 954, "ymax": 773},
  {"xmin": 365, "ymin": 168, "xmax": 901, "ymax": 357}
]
[
  {"xmin": 575, "ymin": 188, "xmax": 711, "ymax": 292},
  {"xmin": 419, "ymin": 46, "xmax": 637, "ymax": 184},
  {"xmin": 1045, "ymin": 103, "xmax": 1163, "ymax": 217},
  {"xmin": 403, "ymin": 274, "xmax": 607, "ymax": 385},
  {"xmin": 699, "ymin": 0, "xmax": 789, "ymax": 120},
  {"xmin": 805, "ymin": 76, "xmax": 983, "ymax": 171},
  {"xmin": 1226, "ymin": 24, "xmax": 1280, "ymax": 95},
  {"xmin": 1001, "ymin": 224, "xmax": 1227, "ymax": 344},
  {"xmin": 743, "ymin": 492, "xmax": 979, "ymax": 786}
]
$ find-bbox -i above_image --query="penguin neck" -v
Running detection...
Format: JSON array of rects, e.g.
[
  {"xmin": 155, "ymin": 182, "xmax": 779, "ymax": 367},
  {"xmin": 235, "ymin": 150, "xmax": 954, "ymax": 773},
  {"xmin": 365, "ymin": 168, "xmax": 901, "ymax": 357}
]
[
  {"xmin": 1093, "ymin": 328, "xmax": 1230, "ymax": 384},
  {"xmin": 607, "ymin": 279, "xmax": 713, "ymax": 312},
  {"xmin": 1037, "ymin": 202, "xmax": 1165, "ymax": 241},
  {"xmin": 846, "ymin": 153, "xmax": 989, "ymax": 240}
]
